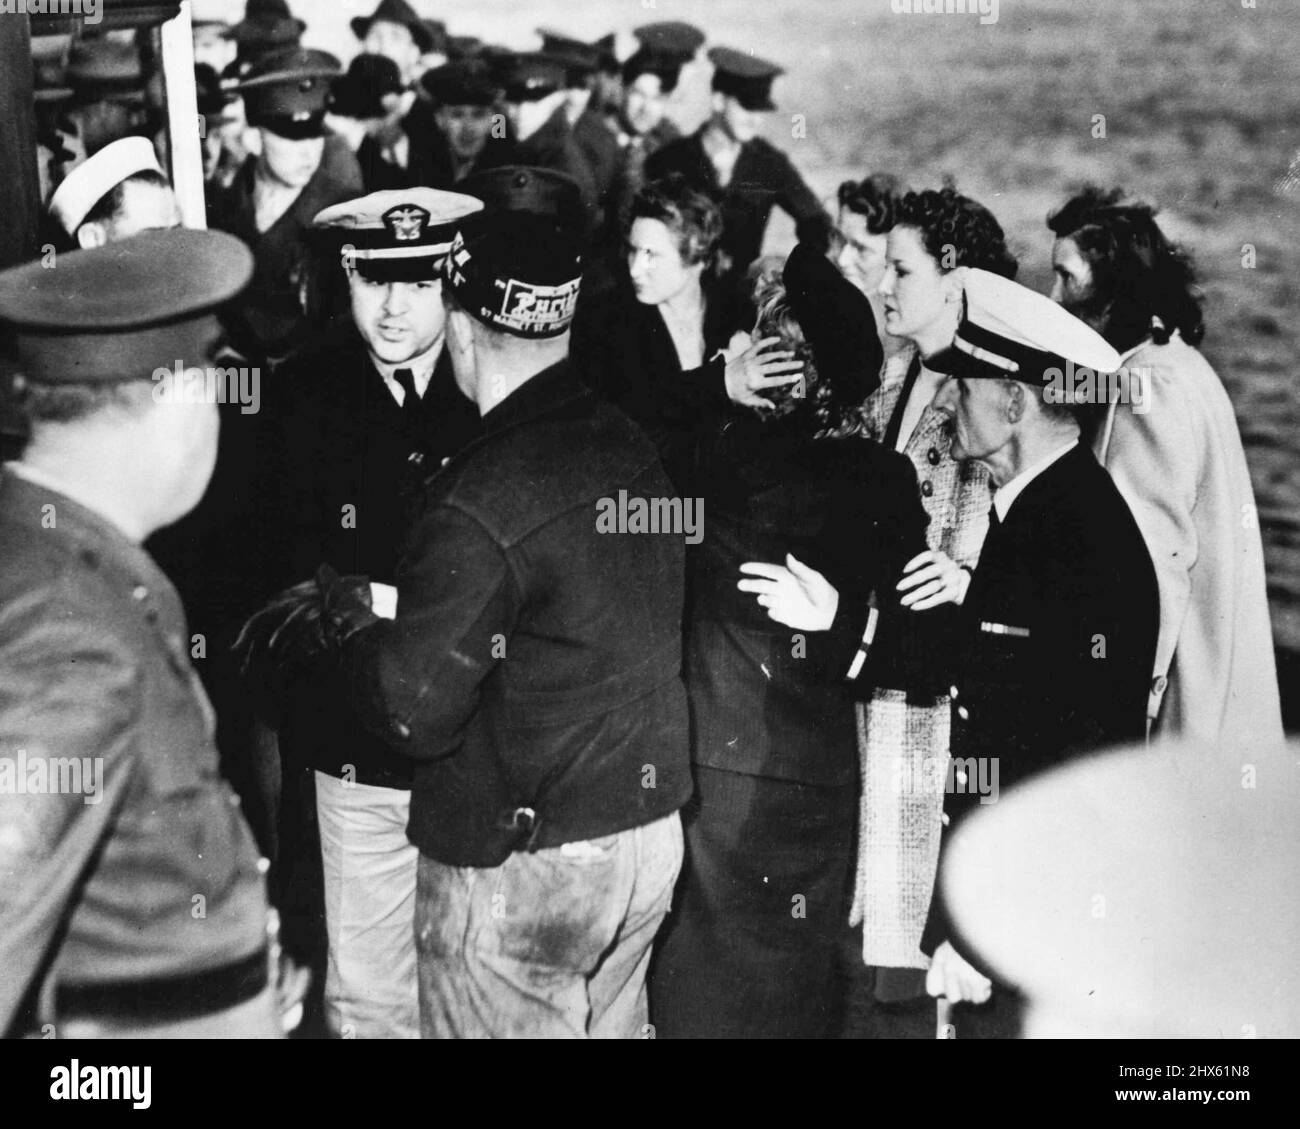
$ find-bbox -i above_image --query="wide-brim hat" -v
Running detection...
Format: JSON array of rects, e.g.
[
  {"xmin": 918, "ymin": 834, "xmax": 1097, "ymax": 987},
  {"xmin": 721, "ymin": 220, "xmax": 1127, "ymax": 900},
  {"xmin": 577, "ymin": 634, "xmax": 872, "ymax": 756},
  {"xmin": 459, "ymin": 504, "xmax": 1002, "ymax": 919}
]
[
  {"xmin": 229, "ymin": 0, "xmax": 305, "ymax": 46},
  {"xmin": 328, "ymin": 53, "xmax": 404, "ymax": 120},
  {"xmin": 781, "ymin": 241, "xmax": 878, "ymax": 407}
]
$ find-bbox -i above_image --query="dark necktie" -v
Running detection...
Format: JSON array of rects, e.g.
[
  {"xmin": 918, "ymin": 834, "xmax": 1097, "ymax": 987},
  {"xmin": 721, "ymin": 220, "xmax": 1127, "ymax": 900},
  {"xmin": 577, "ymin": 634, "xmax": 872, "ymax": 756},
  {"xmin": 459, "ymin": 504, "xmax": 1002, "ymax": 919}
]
[{"xmin": 393, "ymin": 367, "xmax": 424, "ymax": 439}]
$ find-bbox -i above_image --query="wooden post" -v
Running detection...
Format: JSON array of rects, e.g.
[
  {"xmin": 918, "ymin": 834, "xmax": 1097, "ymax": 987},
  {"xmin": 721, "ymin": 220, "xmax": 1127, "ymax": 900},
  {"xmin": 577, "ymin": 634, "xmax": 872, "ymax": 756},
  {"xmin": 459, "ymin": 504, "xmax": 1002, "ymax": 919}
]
[{"xmin": 0, "ymin": 11, "xmax": 41, "ymax": 268}]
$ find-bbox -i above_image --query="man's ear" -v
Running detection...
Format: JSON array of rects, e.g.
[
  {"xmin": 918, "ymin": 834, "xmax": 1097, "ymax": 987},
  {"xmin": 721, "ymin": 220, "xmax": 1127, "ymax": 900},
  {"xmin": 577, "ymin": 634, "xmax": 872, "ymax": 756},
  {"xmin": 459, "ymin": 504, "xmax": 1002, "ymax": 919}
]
[
  {"xmin": 1004, "ymin": 380, "xmax": 1026, "ymax": 424},
  {"xmin": 76, "ymin": 222, "xmax": 107, "ymax": 250}
]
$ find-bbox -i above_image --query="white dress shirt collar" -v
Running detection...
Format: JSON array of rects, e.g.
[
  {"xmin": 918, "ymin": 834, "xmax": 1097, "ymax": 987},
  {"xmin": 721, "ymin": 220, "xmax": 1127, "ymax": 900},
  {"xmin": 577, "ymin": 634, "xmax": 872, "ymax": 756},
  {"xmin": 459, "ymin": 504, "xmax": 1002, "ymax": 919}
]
[
  {"xmin": 372, "ymin": 336, "xmax": 443, "ymax": 406},
  {"xmin": 992, "ymin": 438, "xmax": 1078, "ymax": 522}
]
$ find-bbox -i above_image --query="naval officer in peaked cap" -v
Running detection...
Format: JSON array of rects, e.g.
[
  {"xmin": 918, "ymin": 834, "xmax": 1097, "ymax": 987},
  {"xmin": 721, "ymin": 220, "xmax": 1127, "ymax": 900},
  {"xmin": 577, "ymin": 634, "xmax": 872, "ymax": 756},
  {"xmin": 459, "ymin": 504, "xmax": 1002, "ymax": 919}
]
[
  {"xmin": 917, "ymin": 268, "xmax": 1160, "ymax": 1034},
  {"xmin": 0, "ymin": 230, "xmax": 297, "ymax": 1038},
  {"xmin": 249, "ymin": 187, "xmax": 484, "ymax": 1039}
]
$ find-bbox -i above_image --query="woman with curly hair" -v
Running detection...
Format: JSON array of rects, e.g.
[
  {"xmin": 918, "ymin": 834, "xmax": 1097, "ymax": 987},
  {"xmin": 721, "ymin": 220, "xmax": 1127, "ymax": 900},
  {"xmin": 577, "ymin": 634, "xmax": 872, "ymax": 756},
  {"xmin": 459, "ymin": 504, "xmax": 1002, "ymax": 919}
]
[
  {"xmin": 843, "ymin": 184, "xmax": 1018, "ymax": 1036},
  {"xmin": 1046, "ymin": 186, "xmax": 1282, "ymax": 745},
  {"xmin": 834, "ymin": 172, "xmax": 910, "ymax": 361},
  {"xmin": 570, "ymin": 174, "xmax": 805, "ymax": 491},
  {"xmin": 648, "ymin": 243, "xmax": 935, "ymax": 1038}
]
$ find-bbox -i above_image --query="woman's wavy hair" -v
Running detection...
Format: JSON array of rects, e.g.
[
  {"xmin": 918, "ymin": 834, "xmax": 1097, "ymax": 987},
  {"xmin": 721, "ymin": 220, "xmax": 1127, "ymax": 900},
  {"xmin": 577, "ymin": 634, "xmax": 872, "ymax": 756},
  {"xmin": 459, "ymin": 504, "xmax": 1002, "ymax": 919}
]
[
  {"xmin": 892, "ymin": 181, "xmax": 1019, "ymax": 279},
  {"xmin": 1047, "ymin": 185, "xmax": 1205, "ymax": 350},
  {"xmin": 625, "ymin": 174, "xmax": 723, "ymax": 272},
  {"xmin": 747, "ymin": 267, "xmax": 866, "ymax": 439},
  {"xmin": 836, "ymin": 172, "xmax": 908, "ymax": 235}
]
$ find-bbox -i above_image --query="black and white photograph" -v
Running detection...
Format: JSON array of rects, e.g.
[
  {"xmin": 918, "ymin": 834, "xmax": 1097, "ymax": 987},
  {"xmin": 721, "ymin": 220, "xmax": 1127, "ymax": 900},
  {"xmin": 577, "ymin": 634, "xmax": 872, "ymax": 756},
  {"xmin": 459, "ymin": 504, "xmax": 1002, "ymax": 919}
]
[{"xmin": 0, "ymin": 0, "xmax": 1296, "ymax": 1100}]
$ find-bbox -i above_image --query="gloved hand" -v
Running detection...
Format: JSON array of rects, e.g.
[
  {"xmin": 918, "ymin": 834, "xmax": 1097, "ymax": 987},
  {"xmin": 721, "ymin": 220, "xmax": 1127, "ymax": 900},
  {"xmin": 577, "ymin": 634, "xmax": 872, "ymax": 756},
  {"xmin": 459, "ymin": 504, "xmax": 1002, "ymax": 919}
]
[{"xmin": 316, "ymin": 564, "xmax": 381, "ymax": 647}]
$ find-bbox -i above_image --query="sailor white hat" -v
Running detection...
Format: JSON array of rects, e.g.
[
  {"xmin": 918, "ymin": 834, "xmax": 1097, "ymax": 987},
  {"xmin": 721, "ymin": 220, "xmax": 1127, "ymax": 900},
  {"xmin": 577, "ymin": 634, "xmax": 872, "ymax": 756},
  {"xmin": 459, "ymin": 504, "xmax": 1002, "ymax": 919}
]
[
  {"xmin": 47, "ymin": 136, "xmax": 166, "ymax": 237},
  {"xmin": 933, "ymin": 267, "xmax": 1122, "ymax": 384}
]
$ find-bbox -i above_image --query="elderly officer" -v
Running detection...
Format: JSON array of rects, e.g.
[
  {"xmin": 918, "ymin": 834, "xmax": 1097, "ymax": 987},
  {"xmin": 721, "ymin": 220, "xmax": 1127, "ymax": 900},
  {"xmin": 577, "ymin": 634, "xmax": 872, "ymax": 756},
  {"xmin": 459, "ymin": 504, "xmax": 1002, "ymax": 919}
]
[
  {"xmin": 208, "ymin": 47, "xmax": 362, "ymax": 363},
  {"xmin": 46, "ymin": 136, "xmax": 179, "ymax": 251},
  {"xmin": 645, "ymin": 47, "xmax": 833, "ymax": 297},
  {"xmin": 311, "ymin": 167, "xmax": 693, "ymax": 1038},
  {"xmin": 260, "ymin": 188, "xmax": 484, "ymax": 1040},
  {"xmin": 918, "ymin": 270, "xmax": 1160, "ymax": 1030},
  {"xmin": 0, "ymin": 231, "xmax": 286, "ymax": 1038}
]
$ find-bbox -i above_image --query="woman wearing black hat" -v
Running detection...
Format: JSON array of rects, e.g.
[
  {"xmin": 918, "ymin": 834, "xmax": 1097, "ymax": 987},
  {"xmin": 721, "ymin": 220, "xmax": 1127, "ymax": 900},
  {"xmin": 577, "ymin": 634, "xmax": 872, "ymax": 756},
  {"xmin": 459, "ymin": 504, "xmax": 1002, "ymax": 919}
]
[{"xmin": 646, "ymin": 243, "xmax": 938, "ymax": 1039}]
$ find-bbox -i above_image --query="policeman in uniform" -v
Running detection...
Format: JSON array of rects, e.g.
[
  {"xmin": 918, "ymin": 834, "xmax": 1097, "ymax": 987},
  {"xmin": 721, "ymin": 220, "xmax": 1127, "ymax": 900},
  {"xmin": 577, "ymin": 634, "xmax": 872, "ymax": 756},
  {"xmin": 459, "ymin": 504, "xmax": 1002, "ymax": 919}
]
[
  {"xmin": 921, "ymin": 269, "xmax": 1161, "ymax": 1031},
  {"xmin": 420, "ymin": 59, "xmax": 509, "ymax": 189},
  {"xmin": 537, "ymin": 31, "xmax": 622, "ymax": 204},
  {"xmin": 0, "ymin": 231, "xmax": 285, "ymax": 1038},
  {"xmin": 488, "ymin": 55, "xmax": 598, "ymax": 234},
  {"xmin": 207, "ymin": 47, "xmax": 362, "ymax": 363},
  {"xmin": 646, "ymin": 46, "xmax": 833, "ymax": 295},
  {"xmin": 260, "ymin": 188, "xmax": 484, "ymax": 1038}
]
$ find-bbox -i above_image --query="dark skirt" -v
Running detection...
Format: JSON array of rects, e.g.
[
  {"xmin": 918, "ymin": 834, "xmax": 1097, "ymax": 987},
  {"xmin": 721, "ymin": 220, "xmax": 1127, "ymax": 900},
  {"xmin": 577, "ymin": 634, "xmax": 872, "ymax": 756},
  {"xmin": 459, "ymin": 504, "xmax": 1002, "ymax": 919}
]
[{"xmin": 647, "ymin": 764, "xmax": 855, "ymax": 1038}]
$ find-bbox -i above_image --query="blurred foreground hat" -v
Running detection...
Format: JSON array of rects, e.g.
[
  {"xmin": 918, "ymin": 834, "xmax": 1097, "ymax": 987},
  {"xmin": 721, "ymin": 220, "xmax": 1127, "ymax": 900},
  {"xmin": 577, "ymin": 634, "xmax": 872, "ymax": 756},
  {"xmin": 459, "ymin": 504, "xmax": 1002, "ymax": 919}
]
[
  {"xmin": 445, "ymin": 166, "xmax": 583, "ymax": 339},
  {"xmin": 0, "ymin": 230, "xmax": 253, "ymax": 384},
  {"xmin": 634, "ymin": 21, "xmax": 705, "ymax": 63},
  {"xmin": 47, "ymin": 135, "xmax": 165, "ymax": 236},
  {"xmin": 942, "ymin": 738, "xmax": 1300, "ymax": 1037},
  {"xmin": 239, "ymin": 47, "xmax": 342, "ymax": 138},
  {"xmin": 500, "ymin": 54, "xmax": 566, "ymax": 103},
  {"xmin": 329, "ymin": 53, "xmax": 404, "ymax": 120},
  {"xmin": 314, "ymin": 188, "xmax": 484, "ymax": 283},
  {"xmin": 708, "ymin": 46, "xmax": 783, "ymax": 112},
  {"xmin": 781, "ymin": 242, "xmax": 878, "ymax": 406},
  {"xmin": 351, "ymin": 0, "xmax": 434, "ymax": 53},
  {"xmin": 229, "ymin": 0, "xmax": 305, "ymax": 48},
  {"xmin": 929, "ymin": 268, "xmax": 1121, "ymax": 387},
  {"xmin": 421, "ymin": 60, "xmax": 498, "ymax": 108}
]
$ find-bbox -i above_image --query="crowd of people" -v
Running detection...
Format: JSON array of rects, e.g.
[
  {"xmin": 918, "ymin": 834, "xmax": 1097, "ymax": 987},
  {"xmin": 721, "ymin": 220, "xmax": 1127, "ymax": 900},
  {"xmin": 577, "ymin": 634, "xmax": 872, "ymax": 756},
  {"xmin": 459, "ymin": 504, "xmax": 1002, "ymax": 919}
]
[{"xmin": 0, "ymin": 2, "xmax": 1285, "ymax": 1040}]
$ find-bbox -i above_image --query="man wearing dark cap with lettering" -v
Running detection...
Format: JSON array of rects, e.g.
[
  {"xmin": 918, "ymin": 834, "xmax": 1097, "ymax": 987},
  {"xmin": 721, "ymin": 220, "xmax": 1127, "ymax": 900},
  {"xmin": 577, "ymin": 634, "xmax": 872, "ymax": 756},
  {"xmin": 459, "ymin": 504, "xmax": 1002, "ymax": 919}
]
[
  {"xmin": 0, "ymin": 231, "xmax": 289, "ymax": 1038},
  {"xmin": 208, "ymin": 47, "xmax": 363, "ymax": 361},
  {"xmin": 315, "ymin": 167, "xmax": 692, "ymax": 1038},
  {"xmin": 421, "ymin": 60, "xmax": 507, "ymax": 189},
  {"xmin": 249, "ymin": 188, "xmax": 484, "ymax": 1039},
  {"xmin": 646, "ymin": 47, "xmax": 833, "ymax": 295}
]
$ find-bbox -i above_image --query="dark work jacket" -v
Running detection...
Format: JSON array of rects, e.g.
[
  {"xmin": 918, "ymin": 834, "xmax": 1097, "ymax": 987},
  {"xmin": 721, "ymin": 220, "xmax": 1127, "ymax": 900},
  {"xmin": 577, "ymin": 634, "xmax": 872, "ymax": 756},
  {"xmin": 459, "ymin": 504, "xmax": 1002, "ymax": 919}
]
[
  {"xmin": 569, "ymin": 278, "xmax": 739, "ymax": 493},
  {"xmin": 207, "ymin": 136, "xmax": 363, "ymax": 360},
  {"xmin": 645, "ymin": 129, "xmax": 833, "ymax": 283},
  {"xmin": 687, "ymin": 413, "xmax": 936, "ymax": 787},
  {"xmin": 414, "ymin": 124, "xmax": 510, "ymax": 191},
  {"xmin": 342, "ymin": 361, "xmax": 692, "ymax": 866},
  {"xmin": 274, "ymin": 330, "xmax": 481, "ymax": 789},
  {"xmin": 0, "ymin": 472, "xmax": 269, "ymax": 1035},
  {"xmin": 923, "ymin": 444, "xmax": 1159, "ymax": 955}
]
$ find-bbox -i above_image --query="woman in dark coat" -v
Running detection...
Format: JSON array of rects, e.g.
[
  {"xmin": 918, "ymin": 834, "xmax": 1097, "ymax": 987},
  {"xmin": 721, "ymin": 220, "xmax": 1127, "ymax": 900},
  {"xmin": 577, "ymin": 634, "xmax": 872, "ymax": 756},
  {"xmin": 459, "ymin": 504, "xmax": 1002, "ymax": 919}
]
[
  {"xmin": 646, "ymin": 243, "xmax": 939, "ymax": 1038},
  {"xmin": 570, "ymin": 175, "xmax": 807, "ymax": 492}
]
